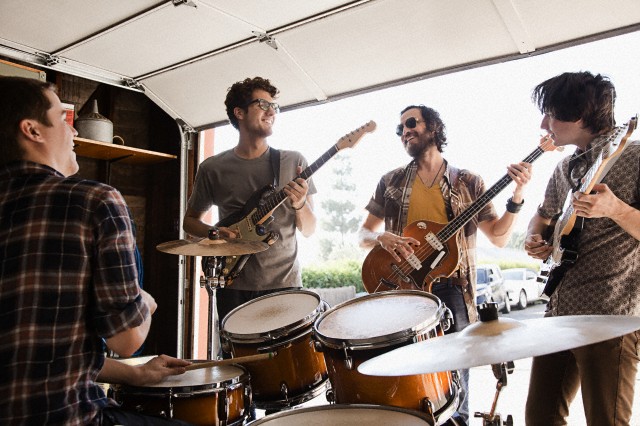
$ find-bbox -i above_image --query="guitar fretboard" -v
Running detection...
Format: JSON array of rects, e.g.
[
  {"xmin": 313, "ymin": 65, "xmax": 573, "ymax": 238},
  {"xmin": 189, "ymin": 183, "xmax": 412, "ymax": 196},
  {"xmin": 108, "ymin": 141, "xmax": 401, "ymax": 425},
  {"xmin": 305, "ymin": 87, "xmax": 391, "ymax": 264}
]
[
  {"xmin": 435, "ymin": 145, "xmax": 547, "ymax": 242},
  {"xmin": 251, "ymin": 144, "xmax": 340, "ymax": 223}
]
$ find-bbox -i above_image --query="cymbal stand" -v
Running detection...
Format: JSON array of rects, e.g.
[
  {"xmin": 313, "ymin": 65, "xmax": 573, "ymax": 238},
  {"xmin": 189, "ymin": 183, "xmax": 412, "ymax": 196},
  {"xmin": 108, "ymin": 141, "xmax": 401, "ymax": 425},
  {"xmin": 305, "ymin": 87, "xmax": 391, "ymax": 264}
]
[
  {"xmin": 201, "ymin": 256, "xmax": 225, "ymax": 361},
  {"xmin": 474, "ymin": 361, "xmax": 515, "ymax": 426}
]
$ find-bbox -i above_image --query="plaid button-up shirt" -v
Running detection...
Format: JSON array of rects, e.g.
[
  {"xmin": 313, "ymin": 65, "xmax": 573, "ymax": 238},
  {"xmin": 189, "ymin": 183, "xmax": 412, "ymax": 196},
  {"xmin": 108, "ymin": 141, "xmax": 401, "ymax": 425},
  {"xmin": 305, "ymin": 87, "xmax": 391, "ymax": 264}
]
[
  {"xmin": 0, "ymin": 161, "xmax": 148, "ymax": 425},
  {"xmin": 365, "ymin": 160, "xmax": 498, "ymax": 323}
]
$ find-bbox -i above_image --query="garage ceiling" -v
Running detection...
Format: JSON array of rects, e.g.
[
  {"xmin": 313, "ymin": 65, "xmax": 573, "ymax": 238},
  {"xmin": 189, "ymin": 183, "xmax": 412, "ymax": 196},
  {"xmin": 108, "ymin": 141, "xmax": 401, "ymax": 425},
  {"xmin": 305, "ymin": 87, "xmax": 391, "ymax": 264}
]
[{"xmin": 1, "ymin": 0, "xmax": 639, "ymax": 131}]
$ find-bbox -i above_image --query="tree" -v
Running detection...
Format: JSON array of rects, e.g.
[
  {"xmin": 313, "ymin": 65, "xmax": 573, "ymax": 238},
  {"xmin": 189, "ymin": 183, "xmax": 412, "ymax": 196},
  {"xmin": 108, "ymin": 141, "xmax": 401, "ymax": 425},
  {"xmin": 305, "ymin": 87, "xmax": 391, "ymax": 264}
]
[{"xmin": 318, "ymin": 155, "xmax": 363, "ymax": 260}]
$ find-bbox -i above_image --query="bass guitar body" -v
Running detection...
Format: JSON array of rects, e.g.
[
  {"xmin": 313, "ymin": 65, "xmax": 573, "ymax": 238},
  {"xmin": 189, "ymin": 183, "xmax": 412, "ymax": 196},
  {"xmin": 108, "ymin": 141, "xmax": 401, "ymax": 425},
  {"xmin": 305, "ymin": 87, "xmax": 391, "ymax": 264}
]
[{"xmin": 361, "ymin": 221, "xmax": 460, "ymax": 293}]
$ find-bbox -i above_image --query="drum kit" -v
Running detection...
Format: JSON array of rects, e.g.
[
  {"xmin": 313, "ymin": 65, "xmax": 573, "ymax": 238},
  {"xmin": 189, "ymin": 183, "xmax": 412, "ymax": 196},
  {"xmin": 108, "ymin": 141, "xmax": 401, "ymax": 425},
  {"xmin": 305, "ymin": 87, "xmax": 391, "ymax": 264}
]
[{"xmin": 106, "ymin": 237, "xmax": 640, "ymax": 426}]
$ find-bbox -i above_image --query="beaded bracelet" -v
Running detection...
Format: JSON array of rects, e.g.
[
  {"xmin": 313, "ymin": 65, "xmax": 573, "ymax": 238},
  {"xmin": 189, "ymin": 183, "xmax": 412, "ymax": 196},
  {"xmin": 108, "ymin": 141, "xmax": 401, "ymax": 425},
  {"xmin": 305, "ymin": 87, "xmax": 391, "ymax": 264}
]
[{"xmin": 506, "ymin": 197, "xmax": 524, "ymax": 214}]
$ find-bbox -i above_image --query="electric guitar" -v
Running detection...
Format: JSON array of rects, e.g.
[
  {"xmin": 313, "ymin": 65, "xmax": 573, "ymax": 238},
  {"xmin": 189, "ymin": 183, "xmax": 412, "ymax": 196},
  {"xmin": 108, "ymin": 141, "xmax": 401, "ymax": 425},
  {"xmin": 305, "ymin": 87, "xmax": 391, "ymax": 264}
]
[
  {"xmin": 362, "ymin": 135, "xmax": 557, "ymax": 294},
  {"xmin": 215, "ymin": 121, "xmax": 377, "ymax": 285},
  {"xmin": 540, "ymin": 115, "xmax": 638, "ymax": 296}
]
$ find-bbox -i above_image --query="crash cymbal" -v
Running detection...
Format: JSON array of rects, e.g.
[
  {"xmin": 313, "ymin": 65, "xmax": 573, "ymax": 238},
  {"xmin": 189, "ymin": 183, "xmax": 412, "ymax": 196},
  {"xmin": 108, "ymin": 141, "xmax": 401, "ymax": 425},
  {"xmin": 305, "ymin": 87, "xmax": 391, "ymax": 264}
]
[
  {"xmin": 358, "ymin": 315, "xmax": 640, "ymax": 376},
  {"xmin": 157, "ymin": 238, "xmax": 269, "ymax": 256}
]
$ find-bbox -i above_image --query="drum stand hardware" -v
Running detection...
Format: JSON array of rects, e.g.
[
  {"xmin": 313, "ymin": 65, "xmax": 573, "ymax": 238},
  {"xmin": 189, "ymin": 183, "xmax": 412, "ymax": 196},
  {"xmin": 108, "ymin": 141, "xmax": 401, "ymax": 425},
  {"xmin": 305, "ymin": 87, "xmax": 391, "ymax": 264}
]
[
  {"xmin": 201, "ymin": 256, "xmax": 226, "ymax": 361},
  {"xmin": 473, "ymin": 361, "xmax": 515, "ymax": 426}
]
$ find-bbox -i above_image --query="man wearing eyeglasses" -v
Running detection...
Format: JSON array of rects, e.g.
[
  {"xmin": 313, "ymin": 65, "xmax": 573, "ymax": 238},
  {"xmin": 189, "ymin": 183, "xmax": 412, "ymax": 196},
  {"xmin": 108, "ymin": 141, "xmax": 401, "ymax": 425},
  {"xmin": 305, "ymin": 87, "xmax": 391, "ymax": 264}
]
[
  {"xmin": 183, "ymin": 76, "xmax": 317, "ymax": 327},
  {"xmin": 358, "ymin": 104, "xmax": 531, "ymax": 426}
]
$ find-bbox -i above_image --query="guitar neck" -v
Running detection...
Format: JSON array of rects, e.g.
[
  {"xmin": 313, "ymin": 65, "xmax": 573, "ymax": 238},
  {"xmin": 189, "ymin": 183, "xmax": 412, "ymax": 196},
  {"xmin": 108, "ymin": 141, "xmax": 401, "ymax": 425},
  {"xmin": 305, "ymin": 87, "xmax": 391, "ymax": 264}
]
[
  {"xmin": 437, "ymin": 145, "xmax": 546, "ymax": 242},
  {"xmin": 252, "ymin": 144, "xmax": 340, "ymax": 222}
]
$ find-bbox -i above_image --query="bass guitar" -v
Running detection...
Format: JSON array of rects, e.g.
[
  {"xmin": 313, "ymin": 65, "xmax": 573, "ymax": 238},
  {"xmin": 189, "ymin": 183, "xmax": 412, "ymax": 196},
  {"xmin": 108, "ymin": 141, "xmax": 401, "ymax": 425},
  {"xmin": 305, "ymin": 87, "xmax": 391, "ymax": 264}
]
[
  {"xmin": 540, "ymin": 115, "xmax": 638, "ymax": 296},
  {"xmin": 215, "ymin": 120, "xmax": 377, "ymax": 284},
  {"xmin": 362, "ymin": 135, "xmax": 556, "ymax": 294}
]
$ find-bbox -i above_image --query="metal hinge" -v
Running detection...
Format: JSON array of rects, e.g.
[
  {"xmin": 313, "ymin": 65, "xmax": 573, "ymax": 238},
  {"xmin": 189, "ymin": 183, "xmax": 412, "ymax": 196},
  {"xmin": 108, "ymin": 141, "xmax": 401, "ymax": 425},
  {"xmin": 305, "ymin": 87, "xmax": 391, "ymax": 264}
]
[{"xmin": 252, "ymin": 31, "xmax": 278, "ymax": 50}]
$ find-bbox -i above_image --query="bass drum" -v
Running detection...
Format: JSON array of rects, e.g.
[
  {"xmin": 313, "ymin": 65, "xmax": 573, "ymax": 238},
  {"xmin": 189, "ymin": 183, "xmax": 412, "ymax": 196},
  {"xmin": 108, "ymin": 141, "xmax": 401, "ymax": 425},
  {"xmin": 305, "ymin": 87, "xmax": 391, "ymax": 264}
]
[
  {"xmin": 221, "ymin": 289, "xmax": 329, "ymax": 410},
  {"xmin": 111, "ymin": 358, "xmax": 251, "ymax": 426},
  {"xmin": 313, "ymin": 290, "xmax": 458, "ymax": 424},
  {"xmin": 247, "ymin": 404, "xmax": 434, "ymax": 425}
]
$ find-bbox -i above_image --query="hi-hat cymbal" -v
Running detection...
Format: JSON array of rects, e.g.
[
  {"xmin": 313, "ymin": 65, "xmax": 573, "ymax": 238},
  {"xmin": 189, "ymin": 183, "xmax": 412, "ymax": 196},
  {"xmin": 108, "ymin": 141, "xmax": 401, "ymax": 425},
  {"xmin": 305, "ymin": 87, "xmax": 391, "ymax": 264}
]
[
  {"xmin": 358, "ymin": 315, "xmax": 640, "ymax": 376},
  {"xmin": 157, "ymin": 238, "xmax": 269, "ymax": 256}
]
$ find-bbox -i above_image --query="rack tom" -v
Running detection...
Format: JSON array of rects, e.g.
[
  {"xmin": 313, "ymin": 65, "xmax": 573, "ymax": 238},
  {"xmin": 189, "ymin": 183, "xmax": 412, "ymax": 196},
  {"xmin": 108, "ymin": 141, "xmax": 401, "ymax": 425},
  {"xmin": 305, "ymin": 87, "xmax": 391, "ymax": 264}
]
[{"xmin": 220, "ymin": 289, "xmax": 329, "ymax": 410}]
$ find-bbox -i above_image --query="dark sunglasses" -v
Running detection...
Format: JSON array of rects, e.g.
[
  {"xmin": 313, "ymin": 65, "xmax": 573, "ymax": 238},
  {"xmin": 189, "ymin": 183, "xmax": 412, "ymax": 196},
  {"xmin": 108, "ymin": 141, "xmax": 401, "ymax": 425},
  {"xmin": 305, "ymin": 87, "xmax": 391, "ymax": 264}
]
[
  {"xmin": 396, "ymin": 117, "xmax": 424, "ymax": 136},
  {"xmin": 247, "ymin": 98, "xmax": 280, "ymax": 113}
]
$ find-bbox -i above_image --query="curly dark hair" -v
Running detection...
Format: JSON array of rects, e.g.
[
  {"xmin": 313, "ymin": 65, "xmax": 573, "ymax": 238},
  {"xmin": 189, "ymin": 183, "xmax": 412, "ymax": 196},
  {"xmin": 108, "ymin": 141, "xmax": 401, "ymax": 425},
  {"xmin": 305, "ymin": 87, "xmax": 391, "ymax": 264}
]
[
  {"xmin": 532, "ymin": 71, "xmax": 616, "ymax": 135},
  {"xmin": 400, "ymin": 105, "xmax": 448, "ymax": 152},
  {"xmin": 224, "ymin": 77, "xmax": 279, "ymax": 129},
  {"xmin": 0, "ymin": 76, "xmax": 55, "ymax": 165}
]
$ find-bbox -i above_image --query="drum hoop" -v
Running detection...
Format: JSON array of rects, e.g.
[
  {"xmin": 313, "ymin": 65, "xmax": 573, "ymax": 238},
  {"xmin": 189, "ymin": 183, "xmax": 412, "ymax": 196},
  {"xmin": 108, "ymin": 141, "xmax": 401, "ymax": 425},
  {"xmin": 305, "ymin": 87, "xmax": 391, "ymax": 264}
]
[
  {"xmin": 115, "ymin": 367, "xmax": 250, "ymax": 395},
  {"xmin": 221, "ymin": 290, "xmax": 326, "ymax": 343},
  {"xmin": 248, "ymin": 403, "xmax": 434, "ymax": 424},
  {"xmin": 313, "ymin": 290, "xmax": 445, "ymax": 350}
]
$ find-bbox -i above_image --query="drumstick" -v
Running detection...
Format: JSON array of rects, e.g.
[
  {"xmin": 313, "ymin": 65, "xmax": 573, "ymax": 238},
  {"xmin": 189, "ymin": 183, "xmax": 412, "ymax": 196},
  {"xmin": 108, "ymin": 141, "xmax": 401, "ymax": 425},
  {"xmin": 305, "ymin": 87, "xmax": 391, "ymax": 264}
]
[{"xmin": 184, "ymin": 352, "xmax": 276, "ymax": 371}]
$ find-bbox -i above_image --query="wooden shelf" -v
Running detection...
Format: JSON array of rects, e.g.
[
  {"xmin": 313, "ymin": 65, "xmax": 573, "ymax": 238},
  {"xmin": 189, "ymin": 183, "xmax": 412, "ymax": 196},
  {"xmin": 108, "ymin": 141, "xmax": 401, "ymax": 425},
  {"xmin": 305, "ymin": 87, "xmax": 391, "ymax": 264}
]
[{"xmin": 73, "ymin": 137, "xmax": 176, "ymax": 165}]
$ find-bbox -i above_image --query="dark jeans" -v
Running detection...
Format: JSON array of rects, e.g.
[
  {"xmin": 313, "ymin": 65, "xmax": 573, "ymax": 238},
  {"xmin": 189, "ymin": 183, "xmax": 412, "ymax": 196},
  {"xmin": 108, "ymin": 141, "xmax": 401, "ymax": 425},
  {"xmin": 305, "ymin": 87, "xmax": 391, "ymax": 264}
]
[
  {"xmin": 432, "ymin": 281, "xmax": 471, "ymax": 426},
  {"xmin": 101, "ymin": 407, "xmax": 194, "ymax": 425},
  {"xmin": 525, "ymin": 331, "xmax": 640, "ymax": 426}
]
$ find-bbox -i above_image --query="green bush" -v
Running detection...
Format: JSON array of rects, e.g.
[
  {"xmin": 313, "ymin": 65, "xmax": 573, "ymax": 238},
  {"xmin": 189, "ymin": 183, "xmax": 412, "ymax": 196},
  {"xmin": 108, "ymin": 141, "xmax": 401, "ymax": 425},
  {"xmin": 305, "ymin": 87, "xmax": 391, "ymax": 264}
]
[{"xmin": 302, "ymin": 259, "xmax": 364, "ymax": 293}]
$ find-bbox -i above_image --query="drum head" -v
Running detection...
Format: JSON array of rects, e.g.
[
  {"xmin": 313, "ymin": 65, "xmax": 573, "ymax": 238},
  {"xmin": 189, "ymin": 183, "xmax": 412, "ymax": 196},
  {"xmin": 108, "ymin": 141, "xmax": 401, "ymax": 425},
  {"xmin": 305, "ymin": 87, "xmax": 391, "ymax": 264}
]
[
  {"xmin": 114, "ymin": 358, "xmax": 247, "ymax": 393},
  {"xmin": 141, "ymin": 364, "xmax": 246, "ymax": 389},
  {"xmin": 222, "ymin": 290, "xmax": 321, "ymax": 339},
  {"xmin": 250, "ymin": 404, "xmax": 432, "ymax": 425},
  {"xmin": 314, "ymin": 291, "xmax": 442, "ymax": 348}
]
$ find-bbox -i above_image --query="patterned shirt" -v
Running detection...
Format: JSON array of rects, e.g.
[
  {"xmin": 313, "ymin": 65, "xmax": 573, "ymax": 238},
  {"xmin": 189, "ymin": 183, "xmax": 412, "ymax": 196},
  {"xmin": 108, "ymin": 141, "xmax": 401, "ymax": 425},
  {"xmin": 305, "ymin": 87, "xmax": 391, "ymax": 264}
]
[
  {"xmin": 538, "ymin": 135, "xmax": 640, "ymax": 316},
  {"xmin": 0, "ymin": 161, "xmax": 149, "ymax": 425},
  {"xmin": 365, "ymin": 160, "xmax": 498, "ymax": 323}
]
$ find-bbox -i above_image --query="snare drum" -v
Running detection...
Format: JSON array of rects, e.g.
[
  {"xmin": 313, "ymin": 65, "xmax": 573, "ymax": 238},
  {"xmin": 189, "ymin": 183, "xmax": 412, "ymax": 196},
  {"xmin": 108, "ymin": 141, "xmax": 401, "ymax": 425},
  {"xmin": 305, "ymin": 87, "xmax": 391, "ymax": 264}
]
[
  {"xmin": 247, "ymin": 404, "xmax": 434, "ymax": 425},
  {"xmin": 220, "ymin": 289, "xmax": 329, "ymax": 410},
  {"xmin": 112, "ymin": 359, "xmax": 251, "ymax": 426},
  {"xmin": 313, "ymin": 291, "xmax": 458, "ymax": 424}
]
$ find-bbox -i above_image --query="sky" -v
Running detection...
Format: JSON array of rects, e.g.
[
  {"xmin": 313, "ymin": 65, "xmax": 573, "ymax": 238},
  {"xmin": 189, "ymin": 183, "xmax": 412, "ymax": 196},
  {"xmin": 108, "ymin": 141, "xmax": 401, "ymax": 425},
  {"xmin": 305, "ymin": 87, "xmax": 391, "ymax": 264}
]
[{"xmin": 208, "ymin": 30, "xmax": 640, "ymax": 265}]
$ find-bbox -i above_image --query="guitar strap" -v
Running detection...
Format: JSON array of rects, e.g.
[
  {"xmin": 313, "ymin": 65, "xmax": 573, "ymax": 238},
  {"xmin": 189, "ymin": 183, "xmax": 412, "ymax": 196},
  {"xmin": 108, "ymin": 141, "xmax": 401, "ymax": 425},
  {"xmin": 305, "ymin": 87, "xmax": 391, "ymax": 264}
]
[{"xmin": 270, "ymin": 147, "xmax": 280, "ymax": 187}]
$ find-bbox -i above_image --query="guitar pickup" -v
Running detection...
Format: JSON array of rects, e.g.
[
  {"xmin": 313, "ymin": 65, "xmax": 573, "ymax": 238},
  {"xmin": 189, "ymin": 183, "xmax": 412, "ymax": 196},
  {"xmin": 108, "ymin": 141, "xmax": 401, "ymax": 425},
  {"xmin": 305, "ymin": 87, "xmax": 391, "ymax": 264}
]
[
  {"xmin": 379, "ymin": 278, "xmax": 400, "ymax": 290},
  {"xmin": 425, "ymin": 232, "xmax": 444, "ymax": 251}
]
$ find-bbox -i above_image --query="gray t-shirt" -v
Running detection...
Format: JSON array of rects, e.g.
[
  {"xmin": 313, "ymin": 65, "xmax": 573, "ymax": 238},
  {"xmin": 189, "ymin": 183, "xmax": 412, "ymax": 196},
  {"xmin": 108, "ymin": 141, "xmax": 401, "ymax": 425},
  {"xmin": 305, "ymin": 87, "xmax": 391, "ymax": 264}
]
[{"xmin": 187, "ymin": 147, "xmax": 316, "ymax": 290}]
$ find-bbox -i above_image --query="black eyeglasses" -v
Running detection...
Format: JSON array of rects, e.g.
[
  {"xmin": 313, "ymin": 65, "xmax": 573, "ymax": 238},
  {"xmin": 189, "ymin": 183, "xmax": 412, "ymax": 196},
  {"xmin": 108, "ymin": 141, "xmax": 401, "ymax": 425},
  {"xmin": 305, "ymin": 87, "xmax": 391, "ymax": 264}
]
[
  {"xmin": 396, "ymin": 117, "xmax": 424, "ymax": 136},
  {"xmin": 247, "ymin": 98, "xmax": 280, "ymax": 113}
]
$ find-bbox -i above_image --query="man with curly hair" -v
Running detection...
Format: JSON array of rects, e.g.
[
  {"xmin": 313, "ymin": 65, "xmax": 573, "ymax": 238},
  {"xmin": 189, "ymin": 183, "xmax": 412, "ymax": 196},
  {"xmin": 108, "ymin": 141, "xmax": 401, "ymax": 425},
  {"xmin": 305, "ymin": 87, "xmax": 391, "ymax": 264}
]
[
  {"xmin": 359, "ymin": 104, "xmax": 532, "ymax": 425},
  {"xmin": 183, "ymin": 76, "xmax": 317, "ymax": 324}
]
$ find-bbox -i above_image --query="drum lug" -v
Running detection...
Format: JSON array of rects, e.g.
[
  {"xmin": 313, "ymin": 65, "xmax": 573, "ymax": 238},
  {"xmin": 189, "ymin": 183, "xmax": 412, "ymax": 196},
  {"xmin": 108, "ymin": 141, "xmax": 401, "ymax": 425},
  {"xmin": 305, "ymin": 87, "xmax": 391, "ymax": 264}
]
[
  {"xmin": 420, "ymin": 397, "xmax": 436, "ymax": 425},
  {"xmin": 280, "ymin": 381, "xmax": 289, "ymax": 401},
  {"xmin": 326, "ymin": 387, "xmax": 335, "ymax": 404},
  {"xmin": 441, "ymin": 306, "xmax": 454, "ymax": 332},
  {"xmin": 342, "ymin": 345, "xmax": 353, "ymax": 370},
  {"xmin": 218, "ymin": 387, "xmax": 229, "ymax": 424}
]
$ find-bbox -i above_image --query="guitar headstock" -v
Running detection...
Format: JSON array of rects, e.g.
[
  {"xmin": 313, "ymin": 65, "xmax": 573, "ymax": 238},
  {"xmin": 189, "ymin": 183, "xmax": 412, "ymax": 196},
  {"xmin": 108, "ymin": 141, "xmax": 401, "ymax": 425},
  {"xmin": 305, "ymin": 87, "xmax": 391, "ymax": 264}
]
[
  {"xmin": 336, "ymin": 120, "xmax": 377, "ymax": 151},
  {"xmin": 539, "ymin": 134, "xmax": 560, "ymax": 152}
]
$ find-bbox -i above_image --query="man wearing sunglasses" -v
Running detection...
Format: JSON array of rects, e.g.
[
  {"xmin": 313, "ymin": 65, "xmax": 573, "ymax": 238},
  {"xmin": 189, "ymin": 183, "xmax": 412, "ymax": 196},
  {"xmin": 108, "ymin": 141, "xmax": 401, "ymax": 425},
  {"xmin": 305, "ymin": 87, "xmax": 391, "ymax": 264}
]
[
  {"xmin": 359, "ymin": 104, "xmax": 532, "ymax": 426},
  {"xmin": 183, "ymin": 76, "xmax": 317, "ymax": 331}
]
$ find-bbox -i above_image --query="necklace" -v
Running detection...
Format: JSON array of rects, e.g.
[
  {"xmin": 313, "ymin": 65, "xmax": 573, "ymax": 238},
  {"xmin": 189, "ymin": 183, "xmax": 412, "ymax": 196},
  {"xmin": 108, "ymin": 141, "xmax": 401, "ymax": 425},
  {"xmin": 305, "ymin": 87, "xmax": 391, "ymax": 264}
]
[{"xmin": 421, "ymin": 160, "xmax": 445, "ymax": 188}]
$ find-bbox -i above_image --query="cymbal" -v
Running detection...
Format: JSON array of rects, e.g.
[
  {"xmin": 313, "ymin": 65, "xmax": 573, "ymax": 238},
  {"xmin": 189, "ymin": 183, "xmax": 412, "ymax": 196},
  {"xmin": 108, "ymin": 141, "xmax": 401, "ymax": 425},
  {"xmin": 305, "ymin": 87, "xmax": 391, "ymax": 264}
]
[
  {"xmin": 358, "ymin": 315, "xmax": 640, "ymax": 376},
  {"xmin": 157, "ymin": 238, "xmax": 269, "ymax": 256}
]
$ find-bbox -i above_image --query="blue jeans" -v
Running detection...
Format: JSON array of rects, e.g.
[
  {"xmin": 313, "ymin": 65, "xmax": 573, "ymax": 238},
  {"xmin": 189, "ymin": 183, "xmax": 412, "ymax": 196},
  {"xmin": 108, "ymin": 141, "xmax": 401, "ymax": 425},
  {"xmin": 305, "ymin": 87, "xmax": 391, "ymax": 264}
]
[{"xmin": 432, "ymin": 282, "xmax": 471, "ymax": 425}]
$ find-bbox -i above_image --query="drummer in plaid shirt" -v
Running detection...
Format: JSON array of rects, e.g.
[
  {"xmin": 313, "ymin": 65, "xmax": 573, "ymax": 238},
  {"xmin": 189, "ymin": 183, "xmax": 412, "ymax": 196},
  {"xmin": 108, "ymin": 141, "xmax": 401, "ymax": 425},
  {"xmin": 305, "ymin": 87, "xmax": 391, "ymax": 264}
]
[{"xmin": 0, "ymin": 77, "xmax": 189, "ymax": 425}]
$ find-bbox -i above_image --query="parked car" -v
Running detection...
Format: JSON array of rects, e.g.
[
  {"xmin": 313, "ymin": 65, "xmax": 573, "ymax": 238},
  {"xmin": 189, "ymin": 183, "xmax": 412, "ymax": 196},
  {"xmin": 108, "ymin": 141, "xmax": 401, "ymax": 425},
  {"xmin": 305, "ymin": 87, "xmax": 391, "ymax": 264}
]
[
  {"xmin": 503, "ymin": 268, "xmax": 545, "ymax": 309},
  {"xmin": 475, "ymin": 264, "xmax": 510, "ymax": 313}
]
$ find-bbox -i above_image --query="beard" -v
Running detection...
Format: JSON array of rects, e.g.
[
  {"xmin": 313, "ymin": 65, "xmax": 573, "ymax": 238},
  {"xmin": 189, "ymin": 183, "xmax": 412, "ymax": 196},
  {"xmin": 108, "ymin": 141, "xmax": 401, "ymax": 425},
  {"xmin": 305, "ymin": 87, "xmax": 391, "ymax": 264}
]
[{"xmin": 405, "ymin": 135, "xmax": 435, "ymax": 158}]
